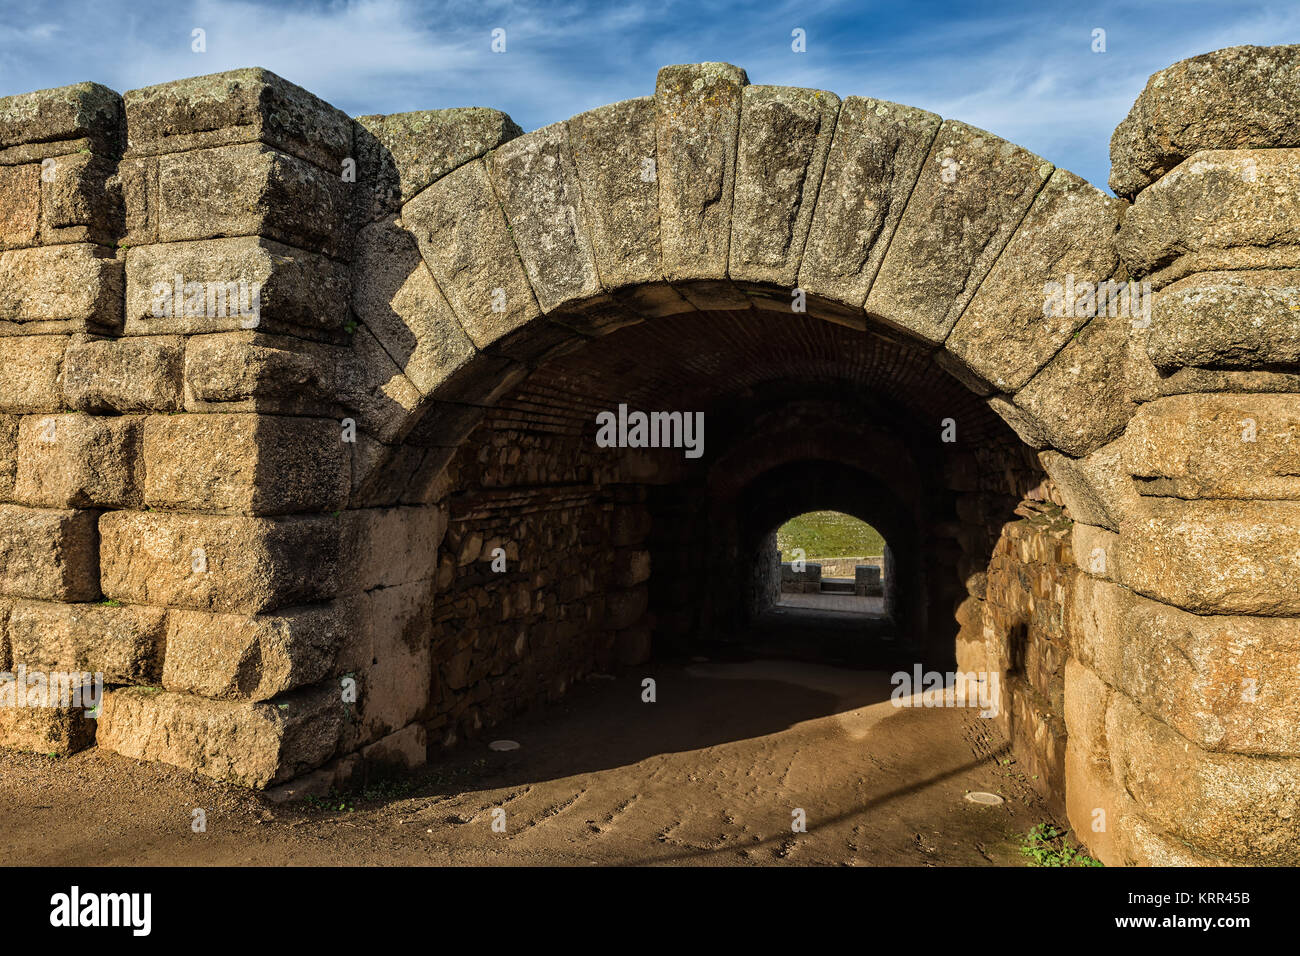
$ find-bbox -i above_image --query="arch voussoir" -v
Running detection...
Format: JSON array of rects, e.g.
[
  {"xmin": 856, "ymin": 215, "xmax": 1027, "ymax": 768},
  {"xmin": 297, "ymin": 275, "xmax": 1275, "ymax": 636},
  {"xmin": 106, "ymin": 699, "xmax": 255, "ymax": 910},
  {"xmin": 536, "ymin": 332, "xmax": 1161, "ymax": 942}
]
[
  {"xmin": 865, "ymin": 120, "xmax": 1053, "ymax": 344},
  {"xmin": 566, "ymin": 97, "xmax": 662, "ymax": 293},
  {"xmin": 485, "ymin": 121, "xmax": 602, "ymax": 314},
  {"xmin": 351, "ymin": 216, "xmax": 477, "ymax": 398},
  {"xmin": 798, "ymin": 96, "xmax": 940, "ymax": 314},
  {"xmin": 944, "ymin": 169, "xmax": 1125, "ymax": 395},
  {"xmin": 353, "ymin": 106, "xmax": 522, "ymax": 221},
  {"xmin": 653, "ymin": 62, "xmax": 750, "ymax": 311},
  {"xmin": 932, "ymin": 163, "xmax": 1145, "ymax": 460},
  {"xmin": 728, "ymin": 84, "xmax": 840, "ymax": 294},
  {"xmin": 402, "ymin": 158, "xmax": 541, "ymax": 351}
]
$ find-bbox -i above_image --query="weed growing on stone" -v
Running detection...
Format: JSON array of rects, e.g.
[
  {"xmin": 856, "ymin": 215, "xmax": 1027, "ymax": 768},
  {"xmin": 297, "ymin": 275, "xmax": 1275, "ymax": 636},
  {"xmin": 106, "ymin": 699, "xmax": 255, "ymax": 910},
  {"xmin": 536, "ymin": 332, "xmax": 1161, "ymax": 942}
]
[
  {"xmin": 302, "ymin": 793, "xmax": 355, "ymax": 813},
  {"xmin": 1020, "ymin": 823, "xmax": 1102, "ymax": 867}
]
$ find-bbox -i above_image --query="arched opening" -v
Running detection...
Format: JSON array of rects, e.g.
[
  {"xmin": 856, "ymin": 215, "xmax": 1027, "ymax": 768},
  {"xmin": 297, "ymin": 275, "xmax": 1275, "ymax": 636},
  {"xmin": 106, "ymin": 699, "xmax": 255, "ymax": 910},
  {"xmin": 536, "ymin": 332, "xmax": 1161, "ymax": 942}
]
[
  {"xmin": 415, "ymin": 296, "xmax": 1052, "ymax": 743},
  {"xmin": 365, "ymin": 278, "xmax": 1083, "ymax": 863},
  {"xmin": 324, "ymin": 71, "xmax": 1127, "ymax": 836},
  {"xmin": 736, "ymin": 507, "xmax": 897, "ymax": 667},
  {"xmin": 771, "ymin": 510, "xmax": 889, "ymax": 617}
]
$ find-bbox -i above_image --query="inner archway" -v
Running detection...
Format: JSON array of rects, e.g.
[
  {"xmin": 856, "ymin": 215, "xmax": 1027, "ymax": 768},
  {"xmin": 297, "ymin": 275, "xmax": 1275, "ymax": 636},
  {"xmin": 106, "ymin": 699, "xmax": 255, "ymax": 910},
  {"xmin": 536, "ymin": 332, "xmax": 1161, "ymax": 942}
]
[
  {"xmin": 419, "ymin": 295, "xmax": 1052, "ymax": 729},
  {"xmin": 772, "ymin": 510, "xmax": 889, "ymax": 617}
]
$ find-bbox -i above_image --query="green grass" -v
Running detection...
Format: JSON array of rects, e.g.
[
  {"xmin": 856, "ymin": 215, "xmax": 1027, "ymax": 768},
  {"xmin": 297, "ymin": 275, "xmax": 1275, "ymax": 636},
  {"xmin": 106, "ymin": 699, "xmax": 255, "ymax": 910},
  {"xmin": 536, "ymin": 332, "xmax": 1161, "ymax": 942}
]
[
  {"xmin": 293, "ymin": 759, "xmax": 490, "ymax": 813},
  {"xmin": 1020, "ymin": 823, "xmax": 1103, "ymax": 867},
  {"xmin": 776, "ymin": 511, "xmax": 885, "ymax": 561}
]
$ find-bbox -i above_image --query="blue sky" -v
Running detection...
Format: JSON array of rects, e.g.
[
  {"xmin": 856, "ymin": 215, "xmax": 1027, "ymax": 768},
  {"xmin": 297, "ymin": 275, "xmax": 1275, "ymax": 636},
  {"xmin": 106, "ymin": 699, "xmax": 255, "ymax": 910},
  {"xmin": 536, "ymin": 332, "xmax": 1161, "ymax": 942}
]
[{"xmin": 1, "ymin": 0, "xmax": 1296, "ymax": 191}]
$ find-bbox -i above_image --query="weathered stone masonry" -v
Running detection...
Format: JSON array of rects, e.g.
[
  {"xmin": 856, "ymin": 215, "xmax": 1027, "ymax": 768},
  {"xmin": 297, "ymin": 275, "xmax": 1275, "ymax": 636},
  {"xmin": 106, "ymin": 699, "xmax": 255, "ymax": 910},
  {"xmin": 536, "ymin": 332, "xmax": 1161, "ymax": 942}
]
[{"xmin": 2, "ymin": 45, "xmax": 1300, "ymax": 866}]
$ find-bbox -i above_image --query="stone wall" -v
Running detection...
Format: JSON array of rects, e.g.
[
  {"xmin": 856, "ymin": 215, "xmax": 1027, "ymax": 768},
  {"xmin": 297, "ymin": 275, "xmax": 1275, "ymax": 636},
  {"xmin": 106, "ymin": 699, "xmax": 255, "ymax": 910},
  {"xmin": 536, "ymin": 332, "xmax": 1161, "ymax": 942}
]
[
  {"xmin": 959, "ymin": 502, "xmax": 1075, "ymax": 820},
  {"xmin": 779, "ymin": 561, "xmax": 822, "ymax": 593},
  {"xmin": 0, "ymin": 72, "xmax": 450, "ymax": 788},
  {"xmin": 424, "ymin": 404, "xmax": 652, "ymax": 749},
  {"xmin": 1054, "ymin": 45, "xmax": 1300, "ymax": 866},
  {"xmin": 756, "ymin": 540, "xmax": 781, "ymax": 610}
]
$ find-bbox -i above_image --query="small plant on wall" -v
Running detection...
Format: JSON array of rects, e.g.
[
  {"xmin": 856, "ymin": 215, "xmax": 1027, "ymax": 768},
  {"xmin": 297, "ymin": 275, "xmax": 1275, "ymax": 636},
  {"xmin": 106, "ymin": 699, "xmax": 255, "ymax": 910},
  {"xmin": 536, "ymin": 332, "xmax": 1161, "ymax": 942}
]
[{"xmin": 1020, "ymin": 823, "xmax": 1103, "ymax": 867}]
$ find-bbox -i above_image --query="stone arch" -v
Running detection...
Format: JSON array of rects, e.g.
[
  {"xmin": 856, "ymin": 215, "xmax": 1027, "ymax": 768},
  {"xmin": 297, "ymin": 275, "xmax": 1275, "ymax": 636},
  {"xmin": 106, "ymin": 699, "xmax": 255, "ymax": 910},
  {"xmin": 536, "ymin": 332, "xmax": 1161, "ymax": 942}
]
[
  {"xmin": 334, "ymin": 67, "xmax": 1139, "ymax": 781},
  {"xmin": 336, "ymin": 59, "xmax": 1294, "ymax": 869},
  {"xmin": 345, "ymin": 62, "xmax": 1136, "ymax": 510},
  {"xmin": 4, "ymin": 47, "xmax": 1299, "ymax": 868}
]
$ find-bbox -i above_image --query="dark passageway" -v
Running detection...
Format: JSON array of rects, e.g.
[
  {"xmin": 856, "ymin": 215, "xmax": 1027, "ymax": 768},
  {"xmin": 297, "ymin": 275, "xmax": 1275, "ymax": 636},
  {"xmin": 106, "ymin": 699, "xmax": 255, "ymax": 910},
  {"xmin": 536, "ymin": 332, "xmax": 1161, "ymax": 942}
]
[{"xmin": 427, "ymin": 300, "xmax": 1046, "ymax": 747}]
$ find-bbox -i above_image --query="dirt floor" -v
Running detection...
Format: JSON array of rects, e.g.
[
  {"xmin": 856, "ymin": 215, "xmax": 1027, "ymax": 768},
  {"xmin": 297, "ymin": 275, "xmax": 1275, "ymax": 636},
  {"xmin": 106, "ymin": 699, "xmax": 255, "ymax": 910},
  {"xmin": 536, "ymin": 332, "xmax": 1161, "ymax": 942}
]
[{"xmin": 0, "ymin": 649, "xmax": 1054, "ymax": 866}]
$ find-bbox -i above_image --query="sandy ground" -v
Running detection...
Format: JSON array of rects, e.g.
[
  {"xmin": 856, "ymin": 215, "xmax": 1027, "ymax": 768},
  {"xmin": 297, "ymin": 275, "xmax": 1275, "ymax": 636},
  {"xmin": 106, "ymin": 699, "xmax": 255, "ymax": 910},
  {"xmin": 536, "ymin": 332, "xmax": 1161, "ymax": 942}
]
[
  {"xmin": 776, "ymin": 592, "xmax": 884, "ymax": 613},
  {"xmin": 0, "ymin": 654, "xmax": 1052, "ymax": 866}
]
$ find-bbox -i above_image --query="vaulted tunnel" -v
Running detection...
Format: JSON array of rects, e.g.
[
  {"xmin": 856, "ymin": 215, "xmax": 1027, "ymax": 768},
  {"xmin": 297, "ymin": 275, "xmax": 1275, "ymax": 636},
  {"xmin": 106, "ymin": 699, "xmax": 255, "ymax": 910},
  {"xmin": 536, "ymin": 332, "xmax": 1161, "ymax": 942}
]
[{"xmin": 418, "ymin": 298, "xmax": 1048, "ymax": 742}]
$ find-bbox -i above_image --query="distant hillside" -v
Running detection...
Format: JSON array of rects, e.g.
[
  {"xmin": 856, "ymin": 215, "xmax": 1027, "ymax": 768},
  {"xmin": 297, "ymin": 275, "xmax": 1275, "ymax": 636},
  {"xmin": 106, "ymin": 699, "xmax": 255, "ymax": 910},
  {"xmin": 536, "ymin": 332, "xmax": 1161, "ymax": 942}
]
[{"xmin": 776, "ymin": 511, "xmax": 885, "ymax": 560}]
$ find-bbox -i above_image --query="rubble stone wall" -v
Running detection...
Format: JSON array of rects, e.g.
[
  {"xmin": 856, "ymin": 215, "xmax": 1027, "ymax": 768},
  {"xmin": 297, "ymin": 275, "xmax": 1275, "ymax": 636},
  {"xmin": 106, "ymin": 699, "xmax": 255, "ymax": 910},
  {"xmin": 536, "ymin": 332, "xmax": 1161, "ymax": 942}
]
[
  {"xmin": 423, "ymin": 400, "xmax": 652, "ymax": 749},
  {"xmin": 959, "ymin": 505, "xmax": 1075, "ymax": 821}
]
